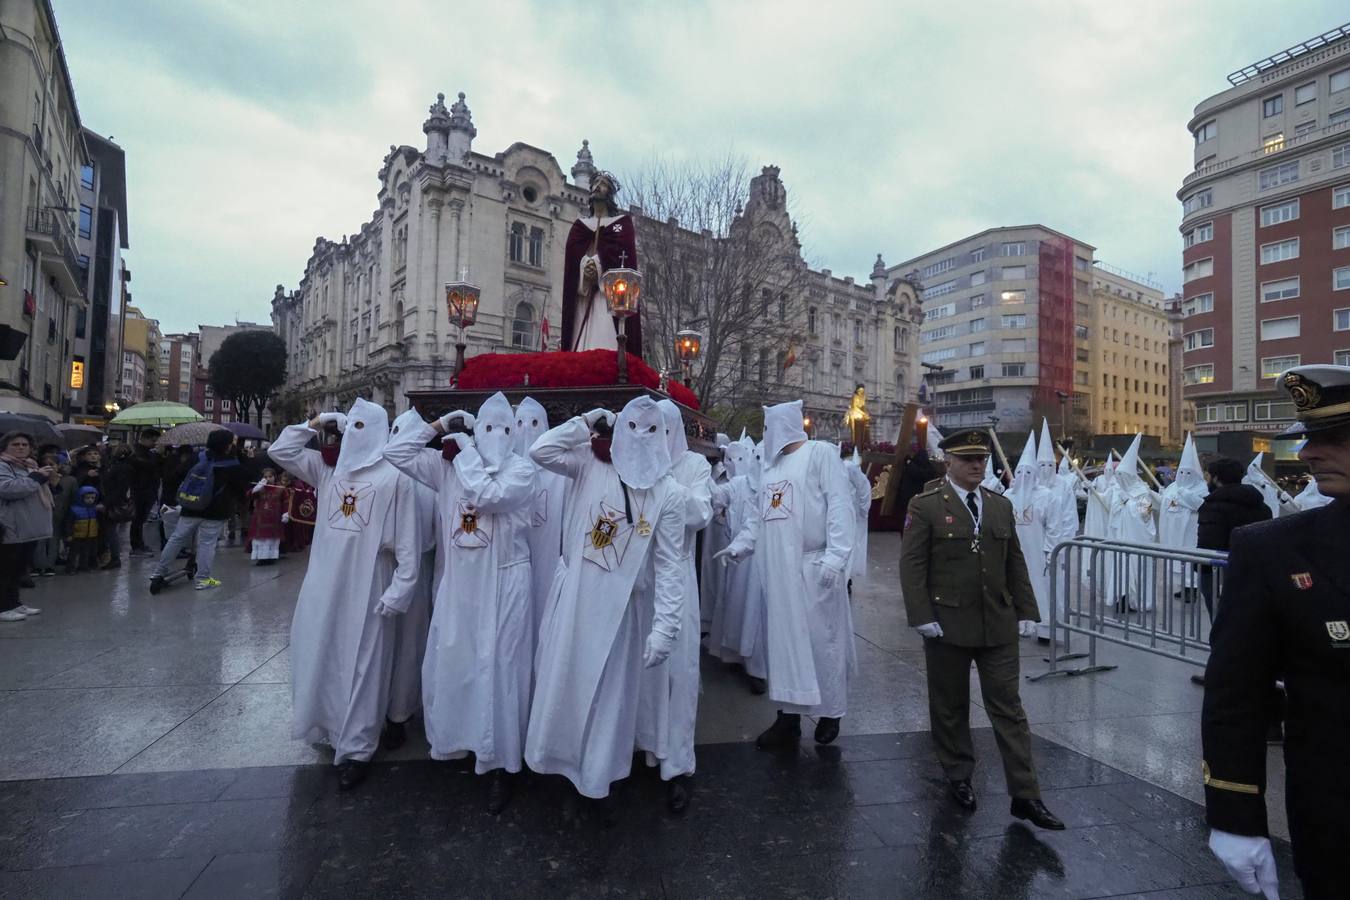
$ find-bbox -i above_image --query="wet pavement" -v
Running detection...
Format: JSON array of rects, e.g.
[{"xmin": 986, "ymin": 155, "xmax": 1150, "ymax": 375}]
[{"xmin": 0, "ymin": 532, "xmax": 1298, "ymax": 898}]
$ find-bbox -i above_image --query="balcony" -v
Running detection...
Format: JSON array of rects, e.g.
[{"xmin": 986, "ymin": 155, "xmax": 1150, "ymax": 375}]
[
  {"xmin": 25, "ymin": 207, "xmax": 85, "ymax": 298},
  {"xmin": 1181, "ymin": 118, "xmax": 1350, "ymax": 188}
]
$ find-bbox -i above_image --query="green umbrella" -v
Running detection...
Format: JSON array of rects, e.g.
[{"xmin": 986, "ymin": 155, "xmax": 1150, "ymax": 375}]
[{"xmin": 109, "ymin": 401, "xmax": 204, "ymax": 427}]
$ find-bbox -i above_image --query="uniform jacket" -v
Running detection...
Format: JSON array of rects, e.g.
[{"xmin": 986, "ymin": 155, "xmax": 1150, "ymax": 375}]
[
  {"xmin": 900, "ymin": 481, "xmax": 1039, "ymax": 647},
  {"xmin": 1202, "ymin": 500, "xmax": 1350, "ymax": 873},
  {"xmin": 1197, "ymin": 483, "xmax": 1271, "ymax": 552}
]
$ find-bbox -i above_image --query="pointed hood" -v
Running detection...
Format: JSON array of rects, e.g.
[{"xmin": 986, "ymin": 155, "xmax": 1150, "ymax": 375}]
[
  {"xmin": 1057, "ymin": 456, "xmax": 1072, "ymax": 477},
  {"xmin": 390, "ymin": 408, "xmax": 425, "ymax": 440},
  {"xmin": 1115, "ymin": 433, "xmax": 1144, "ymax": 491},
  {"xmin": 513, "ymin": 396, "xmax": 550, "ymax": 456},
  {"xmin": 715, "ymin": 432, "xmax": 730, "ymax": 449},
  {"xmin": 474, "ymin": 392, "xmax": 516, "ymax": 472},
  {"xmin": 981, "ymin": 455, "xmax": 1004, "ymax": 494},
  {"xmin": 723, "ymin": 437, "xmax": 751, "ymax": 479},
  {"xmin": 748, "ymin": 439, "xmax": 764, "ymax": 489},
  {"xmin": 1243, "ymin": 453, "xmax": 1282, "ymax": 517},
  {"xmin": 612, "ymin": 396, "xmax": 672, "ymax": 489},
  {"xmin": 1007, "ymin": 431, "xmax": 1039, "ymax": 509},
  {"xmin": 1037, "ymin": 419, "xmax": 1057, "ymax": 487},
  {"xmin": 335, "ymin": 399, "xmax": 390, "ymax": 474},
  {"xmin": 1296, "ymin": 478, "xmax": 1333, "ymax": 510},
  {"xmin": 926, "ymin": 423, "xmax": 944, "ymax": 460},
  {"xmin": 1175, "ymin": 433, "xmax": 1204, "ymax": 492},
  {"xmin": 657, "ymin": 398, "xmax": 689, "ymax": 462},
  {"xmin": 762, "ymin": 400, "xmax": 808, "ymax": 460},
  {"xmin": 850, "ymin": 446, "xmax": 863, "ymax": 469}
]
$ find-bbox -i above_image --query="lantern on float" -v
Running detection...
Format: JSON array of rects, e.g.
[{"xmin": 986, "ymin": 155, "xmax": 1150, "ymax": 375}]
[
  {"xmin": 599, "ymin": 253, "xmax": 643, "ymax": 383},
  {"xmin": 674, "ymin": 328, "xmax": 702, "ymax": 388},
  {"xmin": 445, "ymin": 271, "xmax": 481, "ymax": 378}
]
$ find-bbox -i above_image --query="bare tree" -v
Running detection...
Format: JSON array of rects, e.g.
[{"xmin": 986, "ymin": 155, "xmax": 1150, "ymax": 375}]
[{"xmin": 622, "ymin": 155, "xmax": 812, "ymax": 414}]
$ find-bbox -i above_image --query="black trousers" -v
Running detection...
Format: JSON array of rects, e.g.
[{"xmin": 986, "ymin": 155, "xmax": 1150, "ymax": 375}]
[
  {"xmin": 0, "ymin": 540, "xmax": 34, "ymax": 612},
  {"xmin": 130, "ymin": 494, "xmax": 156, "ymax": 550}
]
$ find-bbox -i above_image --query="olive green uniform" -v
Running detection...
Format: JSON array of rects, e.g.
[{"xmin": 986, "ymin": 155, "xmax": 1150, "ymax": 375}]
[{"xmin": 899, "ymin": 481, "xmax": 1042, "ymax": 798}]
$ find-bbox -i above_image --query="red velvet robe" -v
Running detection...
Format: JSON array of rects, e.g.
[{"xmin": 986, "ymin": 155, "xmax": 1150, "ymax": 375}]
[
  {"xmin": 247, "ymin": 484, "xmax": 287, "ymax": 549},
  {"xmin": 285, "ymin": 481, "xmax": 317, "ymax": 551},
  {"xmin": 561, "ymin": 214, "xmax": 643, "ymax": 358}
]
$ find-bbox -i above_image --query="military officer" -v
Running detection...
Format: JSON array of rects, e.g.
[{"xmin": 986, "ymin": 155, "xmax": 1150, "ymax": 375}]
[
  {"xmin": 899, "ymin": 428, "xmax": 1064, "ymax": 830},
  {"xmin": 1203, "ymin": 364, "xmax": 1350, "ymax": 900}
]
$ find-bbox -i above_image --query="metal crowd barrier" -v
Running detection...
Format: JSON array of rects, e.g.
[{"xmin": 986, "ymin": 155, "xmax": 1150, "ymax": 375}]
[{"xmin": 1027, "ymin": 537, "xmax": 1229, "ymax": 682}]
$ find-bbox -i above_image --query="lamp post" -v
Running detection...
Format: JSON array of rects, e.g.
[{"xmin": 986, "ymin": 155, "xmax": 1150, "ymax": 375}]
[
  {"xmin": 674, "ymin": 328, "xmax": 702, "ymax": 389},
  {"xmin": 600, "ymin": 253, "xmax": 642, "ymax": 384},
  {"xmin": 1055, "ymin": 389, "xmax": 1070, "ymax": 445},
  {"xmin": 444, "ymin": 269, "xmax": 481, "ymax": 382}
]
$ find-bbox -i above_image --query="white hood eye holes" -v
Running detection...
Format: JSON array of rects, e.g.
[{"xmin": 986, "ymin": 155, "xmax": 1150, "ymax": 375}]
[
  {"xmin": 391, "ymin": 425, "xmax": 400, "ymax": 434},
  {"xmin": 485, "ymin": 424, "xmax": 492, "ymax": 432},
  {"xmin": 648, "ymin": 425, "xmax": 658, "ymax": 433},
  {"xmin": 531, "ymin": 418, "xmax": 539, "ymax": 428},
  {"xmin": 628, "ymin": 421, "xmax": 637, "ymax": 430},
  {"xmin": 505, "ymin": 426, "xmax": 511, "ymax": 435},
  {"xmin": 354, "ymin": 421, "xmax": 365, "ymax": 429}
]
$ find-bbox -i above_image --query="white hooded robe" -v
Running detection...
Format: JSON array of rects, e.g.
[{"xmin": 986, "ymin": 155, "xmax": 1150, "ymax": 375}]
[
  {"xmin": 513, "ymin": 398, "xmax": 567, "ymax": 642},
  {"xmin": 386, "ymin": 408, "xmax": 438, "ymax": 726},
  {"xmin": 707, "ymin": 436, "xmax": 768, "ymax": 679},
  {"xmin": 1009, "ymin": 432, "xmax": 1051, "ymax": 638},
  {"xmin": 1158, "ymin": 434, "xmax": 1206, "ymax": 581}
]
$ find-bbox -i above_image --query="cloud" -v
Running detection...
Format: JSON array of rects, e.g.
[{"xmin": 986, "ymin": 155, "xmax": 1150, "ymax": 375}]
[{"xmin": 53, "ymin": 0, "xmax": 1349, "ymax": 333}]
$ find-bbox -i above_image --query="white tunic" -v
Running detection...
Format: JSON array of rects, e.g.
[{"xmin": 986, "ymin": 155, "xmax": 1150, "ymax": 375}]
[
  {"xmin": 525, "ymin": 417, "xmax": 685, "ymax": 798},
  {"xmin": 636, "ymin": 449, "xmax": 712, "ymax": 780},
  {"xmin": 727, "ymin": 440, "xmax": 856, "ymax": 717},
  {"xmin": 384, "ymin": 424, "xmax": 535, "ymax": 773},
  {"xmin": 845, "ymin": 463, "xmax": 872, "ymax": 581},
  {"xmin": 1009, "ymin": 479, "xmax": 1051, "ymax": 636},
  {"xmin": 1108, "ymin": 478, "xmax": 1159, "ymax": 610},
  {"xmin": 699, "ymin": 465, "xmax": 731, "ymax": 627},
  {"xmin": 708, "ymin": 475, "xmax": 768, "ymax": 679},
  {"xmin": 269, "ymin": 425, "xmax": 419, "ymax": 764},
  {"xmin": 524, "ymin": 465, "xmax": 567, "ymax": 641},
  {"xmin": 387, "ymin": 473, "xmax": 437, "ymax": 725}
]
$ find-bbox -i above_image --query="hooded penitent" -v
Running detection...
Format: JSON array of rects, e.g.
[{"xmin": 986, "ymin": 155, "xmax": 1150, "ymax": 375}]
[
  {"xmin": 512, "ymin": 396, "xmax": 566, "ymax": 640},
  {"xmin": 1108, "ymin": 433, "xmax": 1157, "ymax": 609},
  {"xmin": 1008, "ymin": 431, "xmax": 1040, "ymax": 516},
  {"xmin": 762, "ymin": 400, "xmax": 808, "ymax": 461},
  {"xmin": 981, "ymin": 455, "xmax": 1005, "ymax": 494},
  {"xmin": 1159, "ymin": 432, "xmax": 1206, "ymax": 564},
  {"xmin": 611, "ymin": 396, "xmax": 673, "ymax": 489},
  {"xmin": 473, "ymin": 392, "xmax": 516, "ymax": 473},
  {"xmin": 1243, "ymin": 453, "xmax": 1285, "ymax": 518},
  {"xmin": 336, "ymin": 399, "xmax": 391, "ymax": 475},
  {"xmin": 656, "ymin": 399, "xmax": 689, "ymax": 464},
  {"xmin": 1009, "ymin": 431, "xmax": 1052, "ymax": 633},
  {"xmin": 1037, "ymin": 419, "xmax": 1058, "ymax": 489},
  {"xmin": 513, "ymin": 396, "xmax": 550, "ymax": 457}
]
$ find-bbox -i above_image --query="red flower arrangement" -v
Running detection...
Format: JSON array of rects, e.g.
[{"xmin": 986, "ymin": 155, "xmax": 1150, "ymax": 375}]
[{"xmin": 455, "ymin": 350, "xmax": 701, "ymax": 410}]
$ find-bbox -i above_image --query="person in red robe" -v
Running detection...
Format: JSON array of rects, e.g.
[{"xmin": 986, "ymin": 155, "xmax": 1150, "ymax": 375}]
[
  {"xmin": 561, "ymin": 171, "xmax": 643, "ymax": 358},
  {"xmin": 283, "ymin": 473, "xmax": 317, "ymax": 552},
  {"xmin": 246, "ymin": 467, "xmax": 287, "ymax": 565}
]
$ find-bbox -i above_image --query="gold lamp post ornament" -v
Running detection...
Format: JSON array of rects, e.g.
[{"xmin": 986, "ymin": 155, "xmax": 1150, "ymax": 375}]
[
  {"xmin": 600, "ymin": 252, "xmax": 642, "ymax": 384},
  {"xmin": 674, "ymin": 328, "xmax": 702, "ymax": 389},
  {"xmin": 445, "ymin": 268, "xmax": 481, "ymax": 380}
]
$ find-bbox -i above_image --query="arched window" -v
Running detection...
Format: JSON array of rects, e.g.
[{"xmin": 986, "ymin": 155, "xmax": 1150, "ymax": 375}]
[{"xmin": 511, "ymin": 301, "xmax": 535, "ymax": 349}]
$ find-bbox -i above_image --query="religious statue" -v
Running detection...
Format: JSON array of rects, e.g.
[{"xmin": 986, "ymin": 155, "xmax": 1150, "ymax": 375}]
[
  {"xmin": 842, "ymin": 384, "xmax": 871, "ymax": 449},
  {"xmin": 561, "ymin": 171, "xmax": 644, "ymax": 358}
]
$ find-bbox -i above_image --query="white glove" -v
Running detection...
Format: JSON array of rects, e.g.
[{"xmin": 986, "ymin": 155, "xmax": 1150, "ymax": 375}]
[
  {"xmin": 1208, "ymin": 830, "xmax": 1280, "ymax": 899},
  {"xmin": 713, "ymin": 544, "xmax": 750, "ymax": 566},
  {"xmin": 817, "ymin": 562, "xmax": 842, "ymax": 589},
  {"xmin": 443, "ymin": 432, "xmax": 472, "ymax": 452},
  {"xmin": 317, "ymin": 412, "xmax": 348, "ymax": 432},
  {"xmin": 374, "ymin": 598, "xmax": 406, "ymax": 618},
  {"xmin": 643, "ymin": 629, "xmax": 675, "ymax": 668},
  {"xmin": 281, "ymin": 513, "xmax": 290, "ymax": 524},
  {"xmin": 437, "ymin": 410, "xmax": 475, "ymax": 432},
  {"xmin": 914, "ymin": 622, "xmax": 944, "ymax": 639},
  {"xmin": 1018, "ymin": 620, "xmax": 1038, "ymax": 638},
  {"xmin": 583, "ymin": 408, "xmax": 616, "ymax": 429},
  {"xmin": 160, "ymin": 504, "xmax": 175, "ymax": 516}
]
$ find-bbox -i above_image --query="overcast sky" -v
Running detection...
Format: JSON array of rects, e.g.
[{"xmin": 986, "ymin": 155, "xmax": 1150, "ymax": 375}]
[{"xmin": 56, "ymin": 0, "xmax": 1348, "ymax": 334}]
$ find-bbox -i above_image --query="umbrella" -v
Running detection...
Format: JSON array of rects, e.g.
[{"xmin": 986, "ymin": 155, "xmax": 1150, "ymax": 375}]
[
  {"xmin": 156, "ymin": 421, "xmax": 230, "ymax": 447},
  {"xmin": 0, "ymin": 412, "xmax": 62, "ymax": 447},
  {"xmin": 223, "ymin": 420, "xmax": 265, "ymax": 440},
  {"xmin": 110, "ymin": 401, "xmax": 204, "ymax": 427},
  {"xmin": 54, "ymin": 423, "xmax": 105, "ymax": 449}
]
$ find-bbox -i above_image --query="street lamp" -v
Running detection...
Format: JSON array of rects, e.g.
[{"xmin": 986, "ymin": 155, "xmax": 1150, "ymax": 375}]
[
  {"xmin": 802, "ymin": 414, "xmax": 813, "ymax": 438},
  {"xmin": 445, "ymin": 269, "xmax": 481, "ymax": 381},
  {"xmin": 600, "ymin": 253, "xmax": 642, "ymax": 384},
  {"xmin": 674, "ymin": 328, "xmax": 702, "ymax": 388}
]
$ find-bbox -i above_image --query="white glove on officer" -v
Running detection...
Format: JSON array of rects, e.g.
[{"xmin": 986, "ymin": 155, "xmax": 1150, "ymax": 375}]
[
  {"xmin": 316, "ymin": 412, "xmax": 348, "ymax": 432},
  {"xmin": 1018, "ymin": 620, "xmax": 1038, "ymax": 638},
  {"xmin": 1208, "ymin": 830, "xmax": 1280, "ymax": 899},
  {"xmin": 643, "ymin": 629, "xmax": 675, "ymax": 668},
  {"xmin": 437, "ymin": 410, "xmax": 475, "ymax": 433},
  {"xmin": 914, "ymin": 622, "xmax": 944, "ymax": 639},
  {"xmin": 583, "ymin": 408, "xmax": 616, "ymax": 430},
  {"xmin": 443, "ymin": 432, "xmax": 473, "ymax": 452}
]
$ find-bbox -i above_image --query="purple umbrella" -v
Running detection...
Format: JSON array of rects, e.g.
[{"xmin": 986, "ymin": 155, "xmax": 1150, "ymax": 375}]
[{"xmin": 223, "ymin": 421, "xmax": 265, "ymax": 440}]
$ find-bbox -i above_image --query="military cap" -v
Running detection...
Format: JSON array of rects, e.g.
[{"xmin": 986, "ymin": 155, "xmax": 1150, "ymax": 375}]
[
  {"xmin": 1277, "ymin": 364, "xmax": 1350, "ymax": 438},
  {"xmin": 937, "ymin": 428, "xmax": 991, "ymax": 457}
]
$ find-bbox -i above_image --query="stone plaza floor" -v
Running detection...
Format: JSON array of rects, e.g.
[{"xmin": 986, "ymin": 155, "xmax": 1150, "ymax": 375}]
[{"xmin": 0, "ymin": 532, "xmax": 1300, "ymax": 899}]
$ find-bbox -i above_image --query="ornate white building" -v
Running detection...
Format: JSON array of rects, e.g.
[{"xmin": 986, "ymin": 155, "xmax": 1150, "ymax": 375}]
[{"xmin": 272, "ymin": 93, "xmax": 921, "ymax": 441}]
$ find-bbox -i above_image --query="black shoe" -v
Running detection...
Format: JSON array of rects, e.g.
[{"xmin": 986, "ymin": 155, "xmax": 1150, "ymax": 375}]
[
  {"xmin": 1190, "ymin": 674, "xmax": 1206, "ymax": 687},
  {"xmin": 755, "ymin": 711, "xmax": 801, "ymax": 750},
  {"xmin": 814, "ymin": 717, "xmax": 840, "ymax": 745},
  {"xmin": 19, "ymin": 577, "xmax": 34, "ymax": 588},
  {"xmin": 486, "ymin": 770, "xmax": 515, "ymax": 815},
  {"xmin": 667, "ymin": 776, "xmax": 690, "ymax": 814},
  {"xmin": 337, "ymin": 760, "xmax": 369, "ymax": 791},
  {"xmin": 950, "ymin": 779, "xmax": 977, "ymax": 811},
  {"xmin": 1011, "ymin": 798, "xmax": 1065, "ymax": 830},
  {"xmin": 445, "ymin": 752, "xmax": 476, "ymax": 772},
  {"xmin": 747, "ymin": 676, "xmax": 767, "ymax": 695},
  {"xmin": 148, "ymin": 575, "xmax": 166, "ymax": 595},
  {"xmin": 382, "ymin": 719, "xmax": 407, "ymax": 751}
]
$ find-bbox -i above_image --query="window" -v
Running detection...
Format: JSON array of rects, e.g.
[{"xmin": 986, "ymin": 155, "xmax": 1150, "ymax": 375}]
[
  {"xmin": 1183, "ymin": 258, "xmax": 1213, "ymax": 282},
  {"xmin": 1336, "ymin": 267, "xmax": 1350, "ymax": 291},
  {"xmin": 1000, "ymin": 314, "xmax": 1027, "ymax": 329},
  {"xmin": 1252, "ymin": 400, "xmax": 1297, "ymax": 423},
  {"xmin": 1001, "ymin": 265, "xmax": 1027, "ymax": 280},
  {"xmin": 926, "ymin": 303, "xmax": 955, "ymax": 320},
  {"xmin": 970, "ymin": 294, "xmax": 986, "ymax": 308},
  {"xmin": 1075, "ymin": 255, "xmax": 1091, "ymax": 272},
  {"xmin": 1261, "ymin": 355, "xmax": 1299, "ymax": 379},
  {"xmin": 1295, "ymin": 81, "xmax": 1317, "ymax": 105},
  {"xmin": 923, "ymin": 325, "xmax": 957, "ymax": 343},
  {"xmin": 969, "ymin": 318, "xmax": 986, "ymax": 333},
  {"xmin": 79, "ymin": 164, "xmax": 94, "ymax": 189},
  {"xmin": 508, "ymin": 222, "xmax": 525, "ymax": 262},
  {"xmin": 1337, "ymin": 350, "xmax": 1350, "ymax": 366},
  {"xmin": 1336, "ymin": 309, "xmax": 1350, "ymax": 331},
  {"xmin": 528, "ymin": 227, "xmax": 544, "ymax": 267},
  {"xmin": 1184, "ymin": 364, "xmax": 1215, "ymax": 385},
  {"xmin": 1334, "ymin": 109, "xmax": 1350, "ymax": 126},
  {"xmin": 1260, "ymin": 199, "xmax": 1299, "ymax": 226},
  {"xmin": 510, "ymin": 302, "xmax": 535, "ymax": 348},
  {"xmin": 923, "ymin": 279, "xmax": 957, "ymax": 299},
  {"xmin": 1001, "ymin": 363, "xmax": 1026, "ymax": 377},
  {"xmin": 1184, "ymin": 222, "xmax": 1213, "ymax": 247},
  {"xmin": 969, "ymin": 270, "xmax": 986, "ymax": 286},
  {"xmin": 1261, "ymin": 277, "xmax": 1300, "ymax": 302},
  {"xmin": 1000, "ymin": 242, "xmax": 1026, "ymax": 257},
  {"xmin": 1194, "ymin": 120, "xmax": 1217, "ymax": 144},
  {"xmin": 1295, "ymin": 120, "xmax": 1318, "ymax": 138},
  {"xmin": 968, "ymin": 341, "xmax": 985, "ymax": 356},
  {"xmin": 1335, "ymin": 144, "xmax": 1350, "ymax": 170},
  {"xmin": 1183, "ymin": 329, "xmax": 1214, "ymax": 351},
  {"xmin": 922, "ymin": 257, "xmax": 957, "ymax": 278},
  {"xmin": 1263, "ymin": 95, "xmax": 1283, "ymax": 117},
  {"xmin": 1333, "ymin": 68, "xmax": 1350, "ymax": 93},
  {"xmin": 970, "ymin": 246, "xmax": 987, "ymax": 262},
  {"xmin": 922, "ymin": 348, "xmax": 957, "ymax": 364},
  {"xmin": 1260, "ymin": 238, "xmax": 1299, "ymax": 264},
  {"xmin": 1075, "ymin": 324, "xmax": 1089, "ymax": 339},
  {"xmin": 1002, "ymin": 338, "xmax": 1027, "ymax": 353},
  {"xmin": 204, "ymin": 398, "xmax": 214, "ymax": 411},
  {"xmin": 1183, "ymin": 189, "xmax": 1213, "ymax": 215},
  {"xmin": 1000, "ymin": 289, "xmax": 1026, "ymax": 304},
  {"xmin": 969, "ymin": 365, "xmax": 984, "ymax": 380},
  {"xmin": 1258, "ymin": 162, "xmax": 1298, "ymax": 189},
  {"xmin": 1260, "ymin": 316, "xmax": 1300, "ymax": 340},
  {"xmin": 1180, "ymin": 293, "xmax": 1214, "ymax": 317},
  {"xmin": 1334, "ymin": 225, "xmax": 1350, "ymax": 250},
  {"xmin": 1336, "ymin": 185, "xmax": 1350, "ymax": 209},
  {"xmin": 78, "ymin": 204, "xmax": 92, "ymax": 239},
  {"xmin": 1263, "ymin": 133, "xmax": 1285, "ymax": 154}
]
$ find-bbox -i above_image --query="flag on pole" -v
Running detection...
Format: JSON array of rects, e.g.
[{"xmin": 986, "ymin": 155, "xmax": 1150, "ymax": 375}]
[{"xmin": 540, "ymin": 316, "xmax": 550, "ymax": 351}]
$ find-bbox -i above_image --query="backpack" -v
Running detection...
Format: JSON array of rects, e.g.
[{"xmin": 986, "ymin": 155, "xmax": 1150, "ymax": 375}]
[{"xmin": 177, "ymin": 452, "xmax": 239, "ymax": 512}]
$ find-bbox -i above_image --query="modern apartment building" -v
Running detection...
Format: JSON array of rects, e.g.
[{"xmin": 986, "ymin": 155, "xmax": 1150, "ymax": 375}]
[
  {"xmin": 79, "ymin": 130, "xmax": 129, "ymax": 418},
  {"xmin": 159, "ymin": 333, "xmax": 198, "ymax": 405},
  {"xmin": 1178, "ymin": 23, "xmax": 1350, "ymax": 439},
  {"xmin": 1077, "ymin": 265, "xmax": 1171, "ymax": 439}
]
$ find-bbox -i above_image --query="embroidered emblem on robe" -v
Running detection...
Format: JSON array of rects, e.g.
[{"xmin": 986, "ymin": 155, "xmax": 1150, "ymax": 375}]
[
  {"xmin": 453, "ymin": 500, "xmax": 491, "ymax": 549},
  {"xmin": 327, "ymin": 479, "xmax": 374, "ymax": 532},
  {"xmin": 763, "ymin": 481, "xmax": 793, "ymax": 521},
  {"xmin": 583, "ymin": 500, "xmax": 633, "ymax": 571}
]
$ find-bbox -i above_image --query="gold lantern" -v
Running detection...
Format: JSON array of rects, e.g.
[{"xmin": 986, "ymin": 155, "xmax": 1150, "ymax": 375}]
[
  {"xmin": 445, "ymin": 273, "xmax": 481, "ymax": 379},
  {"xmin": 674, "ymin": 328, "xmax": 702, "ymax": 389},
  {"xmin": 601, "ymin": 265, "xmax": 642, "ymax": 318}
]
